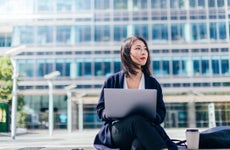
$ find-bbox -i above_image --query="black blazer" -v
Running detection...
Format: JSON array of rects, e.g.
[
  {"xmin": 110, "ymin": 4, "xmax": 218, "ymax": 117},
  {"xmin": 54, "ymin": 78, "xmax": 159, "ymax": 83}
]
[{"xmin": 94, "ymin": 71, "xmax": 177, "ymax": 150}]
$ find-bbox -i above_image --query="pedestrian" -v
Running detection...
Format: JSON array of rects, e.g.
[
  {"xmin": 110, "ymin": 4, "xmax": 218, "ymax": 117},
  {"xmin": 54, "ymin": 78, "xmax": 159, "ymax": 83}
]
[{"xmin": 94, "ymin": 35, "xmax": 178, "ymax": 150}]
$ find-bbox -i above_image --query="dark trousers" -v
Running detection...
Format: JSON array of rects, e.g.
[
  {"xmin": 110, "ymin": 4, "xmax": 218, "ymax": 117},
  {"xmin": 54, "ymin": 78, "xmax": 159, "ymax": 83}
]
[{"xmin": 111, "ymin": 115, "xmax": 167, "ymax": 150}]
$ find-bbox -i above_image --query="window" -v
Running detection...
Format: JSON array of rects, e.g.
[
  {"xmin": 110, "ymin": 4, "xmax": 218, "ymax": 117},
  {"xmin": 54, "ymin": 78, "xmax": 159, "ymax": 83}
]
[
  {"xmin": 210, "ymin": 23, "xmax": 217, "ymax": 40},
  {"xmin": 201, "ymin": 59, "xmax": 210, "ymax": 75},
  {"xmin": 56, "ymin": 0, "xmax": 72, "ymax": 12},
  {"xmin": 84, "ymin": 59, "xmax": 92, "ymax": 76},
  {"xmin": 95, "ymin": 25, "xmax": 110, "ymax": 42},
  {"xmin": 219, "ymin": 22, "xmax": 226, "ymax": 40},
  {"xmin": 95, "ymin": 0, "xmax": 110, "ymax": 9},
  {"xmin": 212, "ymin": 58, "xmax": 220, "ymax": 75},
  {"xmin": 18, "ymin": 60, "xmax": 34, "ymax": 77},
  {"xmin": 208, "ymin": 0, "xmax": 215, "ymax": 7},
  {"xmin": 114, "ymin": 60, "xmax": 121, "ymax": 73},
  {"xmin": 133, "ymin": 24, "xmax": 148, "ymax": 40},
  {"xmin": 221, "ymin": 57, "xmax": 229, "ymax": 74},
  {"xmin": 56, "ymin": 26, "xmax": 71, "ymax": 44},
  {"xmin": 152, "ymin": 24, "xmax": 168, "ymax": 42},
  {"xmin": 94, "ymin": 59, "xmax": 103, "ymax": 76},
  {"xmin": 114, "ymin": 25, "xmax": 128, "ymax": 41},
  {"xmin": 114, "ymin": 0, "xmax": 128, "ymax": 9},
  {"xmin": 75, "ymin": 25, "xmax": 92, "ymax": 43},
  {"xmin": 193, "ymin": 59, "xmax": 201, "ymax": 76},
  {"xmin": 133, "ymin": 0, "xmax": 147, "ymax": 9},
  {"xmin": 17, "ymin": 26, "xmax": 34, "ymax": 44},
  {"xmin": 37, "ymin": 26, "xmax": 53, "ymax": 44},
  {"xmin": 37, "ymin": 0, "xmax": 53, "ymax": 11},
  {"xmin": 190, "ymin": 0, "xmax": 196, "ymax": 8},
  {"xmin": 75, "ymin": 0, "xmax": 91, "ymax": 10},
  {"xmin": 152, "ymin": 60, "xmax": 161, "ymax": 75},
  {"xmin": 162, "ymin": 60, "xmax": 170, "ymax": 75}
]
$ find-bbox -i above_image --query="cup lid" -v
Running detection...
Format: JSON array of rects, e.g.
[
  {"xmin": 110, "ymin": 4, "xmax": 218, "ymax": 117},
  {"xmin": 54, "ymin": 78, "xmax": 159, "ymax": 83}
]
[{"xmin": 186, "ymin": 129, "xmax": 199, "ymax": 132}]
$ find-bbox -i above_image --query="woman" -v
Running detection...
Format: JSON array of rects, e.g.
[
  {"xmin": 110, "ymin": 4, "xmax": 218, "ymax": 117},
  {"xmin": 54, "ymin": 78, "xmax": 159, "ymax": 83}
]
[{"xmin": 94, "ymin": 35, "xmax": 178, "ymax": 150}]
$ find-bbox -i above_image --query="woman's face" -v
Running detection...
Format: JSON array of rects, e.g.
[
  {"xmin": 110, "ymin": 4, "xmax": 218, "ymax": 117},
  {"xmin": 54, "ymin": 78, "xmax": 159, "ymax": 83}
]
[{"xmin": 130, "ymin": 40, "xmax": 148, "ymax": 67}]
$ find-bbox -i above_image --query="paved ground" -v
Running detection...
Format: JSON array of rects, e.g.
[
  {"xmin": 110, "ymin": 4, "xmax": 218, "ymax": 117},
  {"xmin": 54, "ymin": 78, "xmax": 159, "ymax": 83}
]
[{"xmin": 0, "ymin": 128, "xmax": 206, "ymax": 150}]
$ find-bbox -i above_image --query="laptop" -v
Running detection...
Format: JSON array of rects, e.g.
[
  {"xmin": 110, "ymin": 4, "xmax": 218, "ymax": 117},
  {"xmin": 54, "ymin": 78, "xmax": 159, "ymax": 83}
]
[{"xmin": 104, "ymin": 88, "xmax": 157, "ymax": 119}]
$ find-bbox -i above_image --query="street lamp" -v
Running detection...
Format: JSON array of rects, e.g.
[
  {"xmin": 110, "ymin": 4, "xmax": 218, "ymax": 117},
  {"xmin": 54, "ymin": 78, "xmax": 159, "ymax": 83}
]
[
  {"xmin": 44, "ymin": 71, "xmax": 60, "ymax": 136},
  {"xmin": 64, "ymin": 83, "xmax": 76, "ymax": 133},
  {"xmin": 5, "ymin": 45, "xmax": 26, "ymax": 140}
]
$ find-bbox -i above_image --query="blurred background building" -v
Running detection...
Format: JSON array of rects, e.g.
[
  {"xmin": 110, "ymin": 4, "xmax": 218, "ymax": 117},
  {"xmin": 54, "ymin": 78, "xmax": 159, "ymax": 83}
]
[{"xmin": 0, "ymin": 0, "xmax": 230, "ymax": 130}]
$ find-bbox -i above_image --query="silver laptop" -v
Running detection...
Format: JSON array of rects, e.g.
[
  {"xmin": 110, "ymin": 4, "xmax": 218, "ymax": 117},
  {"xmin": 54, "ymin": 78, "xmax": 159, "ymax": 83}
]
[{"xmin": 104, "ymin": 88, "xmax": 157, "ymax": 119}]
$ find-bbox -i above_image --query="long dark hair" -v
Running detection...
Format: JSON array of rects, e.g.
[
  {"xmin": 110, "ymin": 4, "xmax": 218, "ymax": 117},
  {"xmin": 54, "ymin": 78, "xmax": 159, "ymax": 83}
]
[{"xmin": 120, "ymin": 35, "xmax": 152, "ymax": 77}]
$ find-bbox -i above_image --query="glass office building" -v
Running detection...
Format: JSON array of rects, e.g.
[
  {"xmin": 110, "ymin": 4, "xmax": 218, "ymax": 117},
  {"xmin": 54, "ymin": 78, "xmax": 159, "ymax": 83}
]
[{"xmin": 1, "ymin": 0, "xmax": 230, "ymax": 129}]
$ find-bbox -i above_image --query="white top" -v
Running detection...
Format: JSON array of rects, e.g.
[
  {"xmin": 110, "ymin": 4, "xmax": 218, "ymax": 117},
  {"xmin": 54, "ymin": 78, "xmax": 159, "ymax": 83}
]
[{"xmin": 124, "ymin": 73, "xmax": 145, "ymax": 89}]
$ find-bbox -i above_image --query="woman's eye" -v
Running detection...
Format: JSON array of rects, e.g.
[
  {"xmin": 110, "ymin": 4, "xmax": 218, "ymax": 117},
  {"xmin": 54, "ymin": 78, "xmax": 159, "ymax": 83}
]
[{"xmin": 135, "ymin": 48, "xmax": 141, "ymax": 50}]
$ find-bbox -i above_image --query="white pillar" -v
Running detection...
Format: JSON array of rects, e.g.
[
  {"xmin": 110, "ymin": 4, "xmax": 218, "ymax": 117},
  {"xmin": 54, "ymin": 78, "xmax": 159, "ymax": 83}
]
[
  {"xmin": 208, "ymin": 103, "xmax": 216, "ymax": 128},
  {"xmin": 47, "ymin": 80, "xmax": 54, "ymax": 136},
  {"xmin": 78, "ymin": 97, "xmax": 83, "ymax": 131},
  {"xmin": 11, "ymin": 58, "xmax": 17, "ymax": 140},
  {"xmin": 67, "ymin": 91, "xmax": 72, "ymax": 133}
]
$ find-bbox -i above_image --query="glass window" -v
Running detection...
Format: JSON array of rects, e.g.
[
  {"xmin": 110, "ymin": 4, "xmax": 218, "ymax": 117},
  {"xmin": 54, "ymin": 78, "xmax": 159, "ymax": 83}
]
[
  {"xmin": 210, "ymin": 23, "xmax": 217, "ymax": 40},
  {"xmin": 198, "ymin": 0, "xmax": 205, "ymax": 8},
  {"xmin": 56, "ymin": 0, "xmax": 72, "ymax": 12},
  {"xmin": 94, "ymin": 59, "xmax": 103, "ymax": 76},
  {"xmin": 18, "ymin": 60, "xmax": 34, "ymax": 77},
  {"xmin": 162, "ymin": 60, "xmax": 170, "ymax": 75},
  {"xmin": 75, "ymin": 0, "xmax": 91, "ymax": 10},
  {"xmin": 228, "ymin": 0, "xmax": 230, "ymax": 6},
  {"xmin": 199, "ymin": 23, "xmax": 207, "ymax": 40},
  {"xmin": 84, "ymin": 59, "xmax": 92, "ymax": 76},
  {"xmin": 152, "ymin": 60, "xmax": 161, "ymax": 75},
  {"xmin": 190, "ymin": 0, "xmax": 196, "ymax": 8},
  {"xmin": 221, "ymin": 58, "xmax": 229, "ymax": 74},
  {"xmin": 208, "ymin": 0, "xmax": 215, "ymax": 7},
  {"xmin": 37, "ymin": 60, "xmax": 54, "ymax": 77},
  {"xmin": 114, "ymin": 0, "xmax": 128, "ymax": 9},
  {"xmin": 171, "ymin": 24, "xmax": 178, "ymax": 41},
  {"xmin": 179, "ymin": 0, "xmax": 185, "ymax": 8},
  {"xmin": 37, "ymin": 0, "xmax": 53, "ymax": 12},
  {"xmin": 151, "ymin": 0, "xmax": 160, "ymax": 8},
  {"xmin": 133, "ymin": 0, "xmax": 147, "ymax": 9},
  {"xmin": 160, "ymin": 0, "xmax": 167, "ymax": 8},
  {"xmin": 56, "ymin": 60, "xmax": 70, "ymax": 77},
  {"xmin": 212, "ymin": 58, "xmax": 220, "ymax": 74},
  {"xmin": 103, "ymin": 60, "xmax": 111, "ymax": 76},
  {"xmin": 76, "ymin": 59, "xmax": 83, "ymax": 76},
  {"xmin": 191, "ymin": 23, "xmax": 198, "ymax": 41},
  {"xmin": 95, "ymin": 25, "xmax": 110, "ymax": 42},
  {"xmin": 133, "ymin": 24, "xmax": 148, "ymax": 40},
  {"xmin": 75, "ymin": 25, "xmax": 92, "ymax": 43},
  {"xmin": 152, "ymin": 24, "xmax": 168, "ymax": 42},
  {"xmin": 95, "ymin": 0, "xmax": 110, "ymax": 9},
  {"xmin": 172, "ymin": 60, "xmax": 180, "ymax": 75},
  {"xmin": 193, "ymin": 59, "xmax": 201, "ymax": 76},
  {"xmin": 114, "ymin": 25, "xmax": 128, "ymax": 41},
  {"xmin": 56, "ymin": 26, "xmax": 71, "ymax": 44},
  {"xmin": 219, "ymin": 22, "xmax": 226, "ymax": 40},
  {"xmin": 37, "ymin": 26, "xmax": 53, "ymax": 44},
  {"xmin": 201, "ymin": 59, "xmax": 210, "ymax": 75},
  {"xmin": 114, "ymin": 60, "xmax": 121, "ymax": 73},
  {"xmin": 18, "ymin": 26, "xmax": 34, "ymax": 44},
  {"xmin": 217, "ymin": 0, "xmax": 225, "ymax": 7},
  {"xmin": 171, "ymin": 0, "xmax": 178, "ymax": 8}
]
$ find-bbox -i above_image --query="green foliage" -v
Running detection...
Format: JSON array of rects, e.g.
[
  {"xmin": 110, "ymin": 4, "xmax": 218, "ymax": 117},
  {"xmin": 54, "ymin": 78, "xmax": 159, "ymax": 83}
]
[
  {"xmin": 17, "ymin": 95, "xmax": 26, "ymax": 128},
  {"xmin": 0, "ymin": 56, "xmax": 13, "ymax": 103}
]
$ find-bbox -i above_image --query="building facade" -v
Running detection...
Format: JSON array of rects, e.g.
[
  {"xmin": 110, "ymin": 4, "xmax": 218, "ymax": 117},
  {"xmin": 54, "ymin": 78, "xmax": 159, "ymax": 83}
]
[{"xmin": 1, "ymin": 0, "xmax": 230, "ymax": 129}]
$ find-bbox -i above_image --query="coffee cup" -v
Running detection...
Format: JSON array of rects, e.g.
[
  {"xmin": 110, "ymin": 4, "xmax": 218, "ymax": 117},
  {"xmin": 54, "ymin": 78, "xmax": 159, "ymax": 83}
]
[{"xmin": 186, "ymin": 128, "xmax": 200, "ymax": 149}]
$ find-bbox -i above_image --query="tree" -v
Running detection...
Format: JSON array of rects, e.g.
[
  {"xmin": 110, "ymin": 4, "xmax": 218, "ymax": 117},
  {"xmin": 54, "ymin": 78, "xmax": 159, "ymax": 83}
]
[
  {"xmin": 0, "ymin": 56, "xmax": 13, "ymax": 103},
  {"xmin": 0, "ymin": 56, "xmax": 26, "ymax": 127}
]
